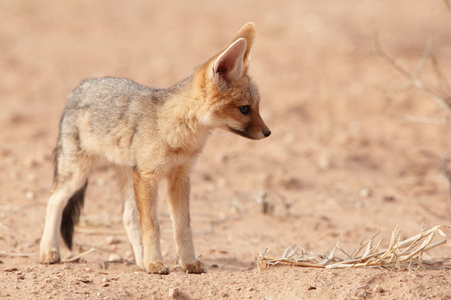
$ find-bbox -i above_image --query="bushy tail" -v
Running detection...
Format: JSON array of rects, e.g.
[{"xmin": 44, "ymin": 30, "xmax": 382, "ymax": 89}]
[{"xmin": 61, "ymin": 181, "xmax": 88, "ymax": 250}]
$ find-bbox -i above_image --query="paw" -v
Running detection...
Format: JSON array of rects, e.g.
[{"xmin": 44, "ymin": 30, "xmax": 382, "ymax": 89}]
[
  {"xmin": 40, "ymin": 248, "xmax": 60, "ymax": 264},
  {"xmin": 144, "ymin": 261, "xmax": 169, "ymax": 275},
  {"xmin": 183, "ymin": 260, "xmax": 206, "ymax": 274}
]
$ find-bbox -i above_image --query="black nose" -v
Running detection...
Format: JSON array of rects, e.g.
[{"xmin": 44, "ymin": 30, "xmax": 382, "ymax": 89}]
[{"xmin": 264, "ymin": 129, "xmax": 271, "ymax": 137}]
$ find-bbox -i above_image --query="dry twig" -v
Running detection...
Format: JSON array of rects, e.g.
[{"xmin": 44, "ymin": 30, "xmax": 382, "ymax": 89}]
[
  {"xmin": 373, "ymin": 35, "xmax": 451, "ymax": 123},
  {"xmin": 0, "ymin": 251, "xmax": 35, "ymax": 257},
  {"xmin": 62, "ymin": 247, "xmax": 98, "ymax": 263},
  {"xmin": 258, "ymin": 225, "xmax": 448, "ymax": 271}
]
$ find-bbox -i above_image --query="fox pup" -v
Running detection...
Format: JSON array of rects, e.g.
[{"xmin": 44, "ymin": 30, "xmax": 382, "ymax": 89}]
[{"xmin": 40, "ymin": 22, "xmax": 271, "ymax": 274}]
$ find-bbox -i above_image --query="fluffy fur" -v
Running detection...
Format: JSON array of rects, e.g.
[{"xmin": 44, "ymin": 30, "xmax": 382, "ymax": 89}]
[{"xmin": 40, "ymin": 22, "xmax": 270, "ymax": 274}]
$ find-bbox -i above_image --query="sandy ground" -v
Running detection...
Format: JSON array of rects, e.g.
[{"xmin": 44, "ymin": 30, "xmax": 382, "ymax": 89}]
[{"xmin": 1, "ymin": 0, "xmax": 450, "ymax": 299}]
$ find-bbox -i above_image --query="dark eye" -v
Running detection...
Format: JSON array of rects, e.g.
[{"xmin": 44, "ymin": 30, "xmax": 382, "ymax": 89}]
[{"xmin": 239, "ymin": 105, "xmax": 250, "ymax": 115}]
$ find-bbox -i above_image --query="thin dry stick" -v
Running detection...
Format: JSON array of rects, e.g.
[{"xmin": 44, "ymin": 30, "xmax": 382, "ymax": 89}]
[
  {"xmin": 0, "ymin": 251, "xmax": 35, "ymax": 257},
  {"xmin": 76, "ymin": 228, "xmax": 124, "ymax": 235},
  {"xmin": 431, "ymin": 56, "xmax": 451, "ymax": 94},
  {"xmin": 414, "ymin": 39, "xmax": 434, "ymax": 78},
  {"xmin": 62, "ymin": 247, "xmax": 98, "ymax": 263}
]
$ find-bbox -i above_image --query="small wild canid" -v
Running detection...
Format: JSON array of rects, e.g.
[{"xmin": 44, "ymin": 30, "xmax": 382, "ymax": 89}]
[{"xmin": 40, "ymin": 22, "xmax": 270, "ymax": 274}]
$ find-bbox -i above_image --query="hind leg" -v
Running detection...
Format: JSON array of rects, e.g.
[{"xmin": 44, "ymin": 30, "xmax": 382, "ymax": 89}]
[
  {"xmin": 118, "ymin": 166, "xmax": 143, "ymax": 269},
  {"xmin": 40, "ymin": 153, "xmax": 90, "ymax": 264}
]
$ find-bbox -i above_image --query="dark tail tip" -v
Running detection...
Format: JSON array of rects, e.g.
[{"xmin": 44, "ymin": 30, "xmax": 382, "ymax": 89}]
[{"xmin": 61, "ymin": 181, "xmax": 88, "ymax": 250}]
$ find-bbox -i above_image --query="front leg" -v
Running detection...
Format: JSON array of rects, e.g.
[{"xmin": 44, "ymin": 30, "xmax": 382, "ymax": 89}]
[
  {"xmin": 167, "ymin": 166, "xmax": 205, "ymax": 274},
  {"xmin": 133, "ymin": 169, "xmax": 168, "ymax": 274}
]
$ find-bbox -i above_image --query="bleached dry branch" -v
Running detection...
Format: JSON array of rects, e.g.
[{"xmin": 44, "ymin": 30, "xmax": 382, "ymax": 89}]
[{"xmin": 258, "ymin": 225, "xmax": 448, "ymax": 271}]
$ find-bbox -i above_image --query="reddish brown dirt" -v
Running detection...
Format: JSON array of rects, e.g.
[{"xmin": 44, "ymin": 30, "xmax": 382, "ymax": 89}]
[{"xmin": 1, "ymin": 1, "xmax": 450, "ymax": 299}]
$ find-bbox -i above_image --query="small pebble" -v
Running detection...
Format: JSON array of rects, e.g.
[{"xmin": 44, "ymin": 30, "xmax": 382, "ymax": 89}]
[
  {"xmin": 383, "ymin": 195, "xmax": 395, "ymax": 202},
  {"xmin": 318, "ymin": 157, "xmax": 330, "ymax": 170},
  {"xmin": 169, "ymin": 287, "xmax": 180, "ymax": 298},
  {"xmin": 359, "ymin": 188, "xmax": 372, "ymax": 198},
  {"xmin": 108, "ymin": 254, "xmax": 123, "ymax": 262},
  {"xmin": 357, "ymin": 290, "xmax": 368, "ymax": 297},
  {"xmin": 373, "ymin": 284, "xmax": 384, "ymax": 293},
  {"xmin": 26, "ymin": 191, "xmax": 35, "ymax": 200}
]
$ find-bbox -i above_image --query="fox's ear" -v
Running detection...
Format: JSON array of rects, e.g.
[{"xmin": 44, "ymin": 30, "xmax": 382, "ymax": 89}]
[
  {"xmin": 211, "ymin": 38, "xmax": 247, "ymax": 82},
  {"xmin": 232, "ymin": 22, "xmax": 256, "ymax": 74}
]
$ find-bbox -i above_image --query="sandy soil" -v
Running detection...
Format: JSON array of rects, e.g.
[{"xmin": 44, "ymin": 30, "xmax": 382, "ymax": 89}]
[{"xmin": 1, "ymin": 0, "xmax": 450, "ymax": 299}]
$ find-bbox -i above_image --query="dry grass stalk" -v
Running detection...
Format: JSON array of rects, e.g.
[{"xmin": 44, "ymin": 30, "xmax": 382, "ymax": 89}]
[
  {"xmin": 62, "ymin": 246, "xmax": 98, "ymax": 263},
  {"xmin": 0, "ymin": 251, "xmax": 35, "ymax": 257},
  {"xmin": 76, "ymin": 228, "xmax": 124, "ymax": 235},
  {"xmin": 258, "ymin": 225, "xmax": 448, "ymax": 271}
]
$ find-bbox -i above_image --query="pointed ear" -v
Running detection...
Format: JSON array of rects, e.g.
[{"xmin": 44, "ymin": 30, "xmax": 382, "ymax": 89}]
[
  {"xmin": 232, "ymin": 22, "xmax": 256, "ymax": 74},
  {"xmin": 212, "ymin": 38, "xmax": 247, "ymax": 82}
]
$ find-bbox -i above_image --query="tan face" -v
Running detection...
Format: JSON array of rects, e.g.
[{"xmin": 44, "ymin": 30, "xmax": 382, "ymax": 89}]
[
  {"xmin": 211, "ymin": 76, "xmax": 271, "ymax": 140},
  {"xmin": 196, "ymin": 23, "xmax": 270, "ymax": 140}
]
